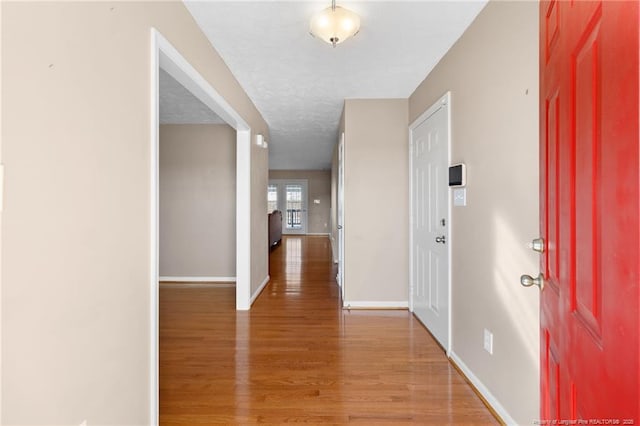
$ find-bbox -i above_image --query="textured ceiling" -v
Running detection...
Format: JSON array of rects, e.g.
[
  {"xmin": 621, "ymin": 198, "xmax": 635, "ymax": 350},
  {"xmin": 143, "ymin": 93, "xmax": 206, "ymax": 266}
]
[
  {"xmin": 184, "ymin": 1, "xmax": 487, "ymax": 170},
  {"xmin": 159, "ymin": 68, "xmax": 225, "ymax": 125}
]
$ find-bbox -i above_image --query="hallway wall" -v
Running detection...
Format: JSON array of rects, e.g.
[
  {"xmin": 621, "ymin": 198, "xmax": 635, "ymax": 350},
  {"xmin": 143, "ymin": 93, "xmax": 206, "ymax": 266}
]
[
  {"xmin": 160, "ymin": 124, "xmax": 236, "ymax": 279},
  {"xmin": 342, "ymin": 99, "xmax": 409, "ymax": 306},
  {"xmin": 409, "ymin": 1, "xmax": 539, "ymax": 423},
  {"xmin": 1, "ymin": 2, "xmax": 268, "ymax": 424}
]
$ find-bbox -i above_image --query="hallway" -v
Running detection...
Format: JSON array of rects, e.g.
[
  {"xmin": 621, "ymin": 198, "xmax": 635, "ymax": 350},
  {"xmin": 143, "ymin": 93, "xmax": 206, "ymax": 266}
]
[{"xmin": 160, "ymin": 236, "xmax": 498, "ymax": 424}]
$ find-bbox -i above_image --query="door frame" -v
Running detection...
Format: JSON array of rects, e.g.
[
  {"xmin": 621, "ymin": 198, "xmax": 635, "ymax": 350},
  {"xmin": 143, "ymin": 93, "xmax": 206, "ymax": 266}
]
[
  {"xmin": 268, "ymin": 179, "xmax": 309, "ymax": 235},
  {"xmin": 408, "ymin": 91, "xmax": 452, "ymax": 355},
  {"xmin": 337, "ymin": 132, "xmax": 345, "ymax": 300},
  {"xmin": 150, "ymin": 28, "xmax": 253, "ymax": 424}
]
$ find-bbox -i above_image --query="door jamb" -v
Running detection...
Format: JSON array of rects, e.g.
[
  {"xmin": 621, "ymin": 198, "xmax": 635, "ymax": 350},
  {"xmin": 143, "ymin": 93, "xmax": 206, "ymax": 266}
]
[
  {"xmin": 338, "ymin": 132, "xmax": 345, "ymax": 301},
  {"xmin": 408, "ymin": 91, "xmax": 452, "ymax": 356},
  {"xmin": 150, "ymin": 28, "xmax": 252, "ymax": 424}
]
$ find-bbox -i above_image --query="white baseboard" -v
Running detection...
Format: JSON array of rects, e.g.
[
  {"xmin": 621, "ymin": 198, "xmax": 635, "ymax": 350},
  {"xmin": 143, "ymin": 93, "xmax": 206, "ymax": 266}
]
[
  {"xmin": 159, "ymin": 276, "xmax": 236, "ymax": 283},
  {"xmin": 343, "ymin": 301, "xmax": 409, "ymax": 309},
  {"xmin": 250, "ymin": 275, "xmax": 270, "ymax": 305},
  {"xmin": 449, "ymin": 351, "xmax": 516, "ymax": 425}
]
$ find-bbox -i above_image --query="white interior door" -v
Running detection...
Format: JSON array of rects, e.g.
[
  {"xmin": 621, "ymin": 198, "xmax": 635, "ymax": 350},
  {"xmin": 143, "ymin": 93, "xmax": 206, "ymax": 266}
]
[
  {"xmin": 410, "ymin": 93, "xmax": 450, "ymax": 351},
  {"xmin": 269, "ymin": 179, "xmax": 308, "ymax": 235},
  {"xmin": 337, "ymin": 133, "xmax": 345, "ymax": 300}
]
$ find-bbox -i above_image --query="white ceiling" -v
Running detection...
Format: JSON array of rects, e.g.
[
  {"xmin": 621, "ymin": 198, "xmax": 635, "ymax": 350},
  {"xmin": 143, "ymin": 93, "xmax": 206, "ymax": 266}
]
[
  {"xmin": 159, "ymin": 68, "xmax": 226, "ymax": 124},
  {"xmin": 183, "ymin": 1, "xmax": 487, "ymax": 170}
]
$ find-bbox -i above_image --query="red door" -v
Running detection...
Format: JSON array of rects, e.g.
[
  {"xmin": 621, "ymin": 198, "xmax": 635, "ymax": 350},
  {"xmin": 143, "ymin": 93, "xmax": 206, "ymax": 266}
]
[{"xmin": 539, "ymin": 0, "xmax": 639, "ymax": 422}]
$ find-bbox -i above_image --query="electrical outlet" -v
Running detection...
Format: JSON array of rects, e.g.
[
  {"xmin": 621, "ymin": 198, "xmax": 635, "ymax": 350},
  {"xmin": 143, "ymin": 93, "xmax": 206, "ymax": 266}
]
[{"xmin": 483, "ymin": 329, "xmax": 493, "ymax": 355}]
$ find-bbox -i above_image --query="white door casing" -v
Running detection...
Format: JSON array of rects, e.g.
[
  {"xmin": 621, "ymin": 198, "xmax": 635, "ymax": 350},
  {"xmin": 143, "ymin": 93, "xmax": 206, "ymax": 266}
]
[
  {"xmin": 409, "ymin": 92, "xmax": 451, "ymax": 353},
  {"xmin": 337, "ymin": 133, "xmax": 345, "ymax": 300},
  {"xmin": 151, "ymin": 28, "xmax": 253, "ymax": 424}
]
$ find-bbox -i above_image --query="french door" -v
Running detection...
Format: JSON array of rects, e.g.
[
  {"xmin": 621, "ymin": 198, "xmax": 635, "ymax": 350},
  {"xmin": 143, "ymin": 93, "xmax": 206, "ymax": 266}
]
[
  {"xmin": 268, "ymin": 179, "xmax": 308, "ymax": 235},
  {"xmin": 536, "ymin": 0, "xmax": 638, "ymax": 421}
]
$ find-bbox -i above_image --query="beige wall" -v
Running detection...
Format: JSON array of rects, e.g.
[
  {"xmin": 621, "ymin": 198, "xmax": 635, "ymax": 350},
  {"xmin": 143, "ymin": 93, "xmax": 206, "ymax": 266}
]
[
  {"xmin": 0, "ymin": 2, "xmax": 3, "ymax": 422},
  {"xmin": 1, "ymin": 2, "xmax": 268, "ymax": 424},
  {"xmin": 269, "ymin": 170, "xmax": 331, "ymax": 235},
  {"xmin": 343, "ymin": 99, "xmax": 409, "ymax": 305},
  {"xmin": 160, "ymin": 124, "xmax": 235, "ymax": 278},
  {"xmin": 409, "ymin": 1, "xmax": 539, "ymax": 423}
]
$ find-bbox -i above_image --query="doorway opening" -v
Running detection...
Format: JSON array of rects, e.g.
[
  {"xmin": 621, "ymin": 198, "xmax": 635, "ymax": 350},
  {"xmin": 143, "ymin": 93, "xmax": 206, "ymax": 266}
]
[{"xmin": 150, "ymin": 28, "xmax": 252, "ymax": 423}]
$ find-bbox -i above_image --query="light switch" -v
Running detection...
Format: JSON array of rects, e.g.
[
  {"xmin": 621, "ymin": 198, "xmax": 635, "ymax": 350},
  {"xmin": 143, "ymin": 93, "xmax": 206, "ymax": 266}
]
[
  {"xmin": 313, "ymin": 199, "xmax": 320, "ymax": 204},
  {"xmin": 453, "ymin": 188, "xmax": 466, "ymax": 207}
]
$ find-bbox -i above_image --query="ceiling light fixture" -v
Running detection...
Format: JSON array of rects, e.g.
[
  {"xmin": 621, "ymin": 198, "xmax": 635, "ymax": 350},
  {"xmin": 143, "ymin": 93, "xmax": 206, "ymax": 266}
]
[{"xmin": 309, "ymin": 0, "xmax": 360, "ymax": 48}]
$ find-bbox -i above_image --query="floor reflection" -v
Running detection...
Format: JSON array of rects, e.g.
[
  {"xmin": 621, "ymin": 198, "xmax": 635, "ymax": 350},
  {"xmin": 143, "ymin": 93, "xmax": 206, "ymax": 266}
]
[
  {"xmin": 284, "ymin": 236, "xmax": 302, "ymax": 280},
  {"xmin": 159, "ymin": 235, "xmax": 498, "ymax": 424}
]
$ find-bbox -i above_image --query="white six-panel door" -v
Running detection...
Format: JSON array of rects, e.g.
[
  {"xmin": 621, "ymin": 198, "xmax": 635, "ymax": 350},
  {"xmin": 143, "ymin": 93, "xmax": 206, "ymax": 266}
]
[{"xmin": 410, "ymin": 93, "xmax": 450, "ymax": 351}]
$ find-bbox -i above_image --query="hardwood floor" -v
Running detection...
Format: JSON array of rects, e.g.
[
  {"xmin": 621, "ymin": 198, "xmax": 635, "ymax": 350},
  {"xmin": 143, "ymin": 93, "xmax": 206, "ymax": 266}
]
[{"xmin": 160, "ymin": 236, "xmax": 499, "ymax": 424}]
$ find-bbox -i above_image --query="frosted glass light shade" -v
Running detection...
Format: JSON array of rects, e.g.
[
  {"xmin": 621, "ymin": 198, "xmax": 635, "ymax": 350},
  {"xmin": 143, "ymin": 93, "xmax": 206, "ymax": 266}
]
[{"xmin": 310, "ymin": 6, "xmax": 360, "ymax": 47}]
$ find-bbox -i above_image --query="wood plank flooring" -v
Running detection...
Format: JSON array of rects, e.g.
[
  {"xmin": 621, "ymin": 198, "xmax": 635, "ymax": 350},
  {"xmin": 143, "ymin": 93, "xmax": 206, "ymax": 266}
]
[{"xmin": 160, "ymin": 235, "xmax": 499, "ymax": 424}]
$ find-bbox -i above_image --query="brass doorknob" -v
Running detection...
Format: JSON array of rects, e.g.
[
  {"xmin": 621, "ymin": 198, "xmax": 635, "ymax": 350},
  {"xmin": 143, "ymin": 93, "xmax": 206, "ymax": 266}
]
[{"xmin": 520, "ymin": 273, "xmax": 545, "ymax": 291}]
